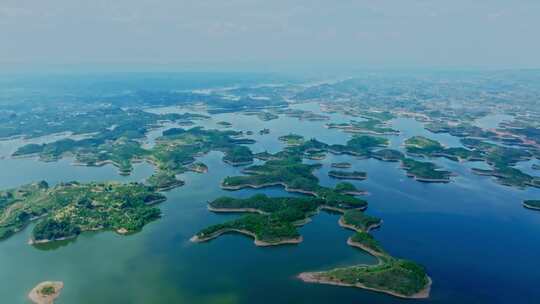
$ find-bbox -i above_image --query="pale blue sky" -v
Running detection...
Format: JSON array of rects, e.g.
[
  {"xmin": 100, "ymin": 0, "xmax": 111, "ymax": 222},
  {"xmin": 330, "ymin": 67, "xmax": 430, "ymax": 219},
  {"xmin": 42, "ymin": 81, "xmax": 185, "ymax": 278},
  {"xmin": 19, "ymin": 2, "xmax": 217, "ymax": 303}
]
[{"xmin": 1, "ymin": 0, "xmax": 539, "ymax": 70}]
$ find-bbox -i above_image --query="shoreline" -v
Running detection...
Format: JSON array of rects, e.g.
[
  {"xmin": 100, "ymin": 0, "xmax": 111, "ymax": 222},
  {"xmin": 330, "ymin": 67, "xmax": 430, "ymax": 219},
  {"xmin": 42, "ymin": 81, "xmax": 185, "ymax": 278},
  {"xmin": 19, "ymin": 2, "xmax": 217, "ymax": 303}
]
[
  {"xmin": 297, "ymin": 272, "xmax": 431, "ymax": 299},
  {"xmin": 346, "ymin": 238, "xmax": 385, "ymax": 259},
  {"xmin": 221, "ymin": 181, "xmax": 318, "ymax": 197},
  {"xmin": 338, "ymin": 217, "xmax": 382, "ymax": 233},
  {"xmin": 28, "ymin": 281, "xmax": 64, "ymax": 304},
  {"xmin": 190, "ymin": 228, "xmax": 302, "ymax": 246},
  {"xmin": 207, "ymin": 205, "xmax": 267, "ymax": 214},
  {"xmin": 523, "ymin": 202, "xmax": 540, "ymax": 211}
]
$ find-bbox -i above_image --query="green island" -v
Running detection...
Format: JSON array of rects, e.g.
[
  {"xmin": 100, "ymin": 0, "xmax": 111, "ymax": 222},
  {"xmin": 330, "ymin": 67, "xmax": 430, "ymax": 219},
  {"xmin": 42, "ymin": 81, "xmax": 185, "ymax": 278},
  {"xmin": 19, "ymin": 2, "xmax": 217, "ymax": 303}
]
[
  {"xmin": 299, "ymin": 209, "xmax": 430, "ymax": 299},
  {"xmin": 28, "ymin": 281, "xmax": 64, "ymax": 304},
  {"xmin": 371, "ymin": 149, "xmax": 404, "ymax": 162},
  {"xmin": 187, "ymin": 162, "xmax": 209, "ymax": 173},
  {"xmin": 216, "ymin": 121, "xmax": 233, "ymax": 128},
  {"xmin": 462, "ymin": 138, "xmax": 539, "ymax": 188},
  {"xmin": 278, "ymin": 133, "xmax": 305, "ymax": 146},
  {"xmin": 13, "ymin": 126, "xmax": 256, "ymax": 191},
  {"xmin": 401, "ymin": 158, "xmax": 453, "ymax": 182},
  {"xmin": 194, "ymin": 137, "xmax": 431, "ymax": 298},
  {"xmin": 404, "ymin": 136, "xmax": 482, "ymax": 162},
  {"xmin": 334, "ymin": 182, "xmax": 367, "ymax": 196},
  {"xmin": 191, "ymin": 193, "xmax": 368, "ymax": 246},
  {"xmin": 243, "ymin": 111, "xmax": 279, "ymax": 121},
  {"xmin": 328, "ymin": 170, "xmax": 367, "ymax": 180},
  {"xmin": 274, "ymin": 108, "xmax": 330, "ymax": 121},
  {"xmin": 331, "ymin": 162, "xmax": 352, "ymax": 168},
  {"xmin": 339, "ymin": 209, "xmax": 381, "ymax": 232},
  {"xmin": 0, "ymin": 181, "xmax": 166, "ymax": 243},
  {"xmin": 326, "ymin": 118, "xmax": 399, "ymax": 135},
  {"xmin": 522, "ymin": 200, "xmax": 540, "ymax": 211}
]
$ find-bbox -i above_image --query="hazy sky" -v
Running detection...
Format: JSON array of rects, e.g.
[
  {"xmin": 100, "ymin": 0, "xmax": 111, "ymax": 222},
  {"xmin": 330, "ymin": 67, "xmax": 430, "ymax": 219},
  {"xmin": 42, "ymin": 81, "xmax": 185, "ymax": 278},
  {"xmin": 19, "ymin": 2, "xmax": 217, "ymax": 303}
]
[{"xmin": 1, "ymin": 0, "xmax": 539, "ymax": 70}]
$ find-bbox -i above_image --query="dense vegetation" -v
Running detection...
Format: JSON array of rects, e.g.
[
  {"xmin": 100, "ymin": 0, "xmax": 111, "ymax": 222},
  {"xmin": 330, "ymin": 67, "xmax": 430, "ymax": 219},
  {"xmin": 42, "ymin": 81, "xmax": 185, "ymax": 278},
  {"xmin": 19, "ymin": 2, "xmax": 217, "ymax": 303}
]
[
  {"xmin": 14, "ymin": 126, "xmax": 256, "ymax": 191},
  {"xmin": 195, "ymin": 194, "xmax": 365, "ymax": 245},
  {"xmin": 328, "ymin": 170, "xmax": 367, "ymax": 180},
  {"xmin": 523, "ymin": 200, "xmax": 540, "ymax": 210},
  {"xmin": 313, "ymin": 258, "xmax": 429, "ymax": 297},
  {"xmin": 401, "ymin": 158, "xmax": 452, "ymax": 182},
  {"xmin": 326, "ymin": 118, "xmax": 399, "ymax": 135},
  {"xmin": 405, "ymin": 136, "xmax": 481, "ymax": 161},
  {"xmin": 341, "ymin": 209, "xmax": 381, "ymax": 231},
  {"xmin": 0, "ymin": 181, "xmax": 165, "ymax": 243}
]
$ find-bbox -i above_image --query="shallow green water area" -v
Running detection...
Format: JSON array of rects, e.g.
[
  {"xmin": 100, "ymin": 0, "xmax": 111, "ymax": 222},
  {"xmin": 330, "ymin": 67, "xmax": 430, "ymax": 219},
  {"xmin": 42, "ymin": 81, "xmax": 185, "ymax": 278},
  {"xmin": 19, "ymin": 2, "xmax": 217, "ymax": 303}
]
[{"xmin": 1, "ymin": 104, "xmax": 540, "ymax": 304}]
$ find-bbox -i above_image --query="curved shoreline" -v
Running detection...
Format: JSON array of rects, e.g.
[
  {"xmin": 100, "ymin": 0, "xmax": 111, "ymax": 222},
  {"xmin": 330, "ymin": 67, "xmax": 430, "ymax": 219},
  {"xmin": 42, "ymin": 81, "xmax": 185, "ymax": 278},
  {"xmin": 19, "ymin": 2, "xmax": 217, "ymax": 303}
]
[
  {"xmin": 28, "ymin": 281, "xmax": 64, "ymax": 304},
  {"xmin": 346, "ymin": 238, "xmax": 385, "ymax": 259},
  {"xmin": 190, "ymin": 229, "xmax": 302, "ymax": 247},
  {"xmin": 328, "ymin": 173, "xmax": 367, "ymax": 180},
  {"xmin": 207, "ymin": 205, "xmax": 268, "ymax": 214},
  {"xmin": 338, "ymin": 217, "xmax": 382, "ymax": 233},
  {"xmin": 523, "ymin": 202, "xmax": 540, "ymax": 211},
  {"xmin": 221, "ymin": 181, "xmax": 318, "ymax": 197},
  {"xmin": 297, "ymin": 272, "xmax": 431, "ymax": 299}
]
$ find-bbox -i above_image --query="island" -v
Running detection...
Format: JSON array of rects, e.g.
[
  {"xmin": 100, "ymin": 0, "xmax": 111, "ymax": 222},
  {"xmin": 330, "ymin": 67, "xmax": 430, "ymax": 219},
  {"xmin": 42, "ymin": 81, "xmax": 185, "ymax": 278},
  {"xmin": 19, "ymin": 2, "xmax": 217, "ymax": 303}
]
[
  {"xmin": 216, "ymin": 121, "xmax": 233, "ymax": 128},
  {"xmin": 13, "ymin": 126, "xmax": 256, "ymax": 191},
  {"xmin": 326, "ymin": 118, "xmax": 399, "ymax": 135},
  {"xmin": 401, "ymin": 158, "xmax": 452, "ymax": 183},
  {"xmin": 28, "ymin": 281, "xmax": 63, "ymax": 304},
  {"xmin": 523, "ymin": 200, "xmax": 540, "ymax": 211},
  {"xmin": 298, "ymin": 208, "xmax": 430, "ymax": 299},
  {"xmin": 193, "ymin": 138, "xmax": 431, "ymax": 299},
  {"xmin": 278, "ymin": 133, "xmax": 304, "ymax": 146},
  {"xmin": 331, "ymin": 162, "xmax": 352, "ymax": 168},
  {"xmin": 191, "ymin": 193, "xmax": 366, "ymax": 246},
  {"xmin": 0, "ymin": 181, "xmax": 166, "ymax": 243},
  {"xmin": 334, "ymin": 182, "xmax": 367, "ymax": 196},
  {"xmin": 328, "ymin": 170, "xmax": 367, "ymax": 180},
  {"xmin": 404, "ymin": 136, "xmax": 482, "ymax": 162}
]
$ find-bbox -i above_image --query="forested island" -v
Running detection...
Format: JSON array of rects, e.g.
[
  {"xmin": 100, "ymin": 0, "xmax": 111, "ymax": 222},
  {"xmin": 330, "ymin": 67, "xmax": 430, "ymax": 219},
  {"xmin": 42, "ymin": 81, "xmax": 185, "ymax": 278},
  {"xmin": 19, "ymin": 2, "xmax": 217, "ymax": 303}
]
[
  {"xmin": 0, "ymin": 181, "xmax": 165, "ymax": 243},
  {"xmin": 13, "ymin": 126, "xmax": 256, "ymax": 191},
  {"xmin": 523, "ymin": 200, "xmax": 540, "ymax": 211},
  {"xmin": 328, "ymin": 170, "xmax": 367, "ymax": 180}
]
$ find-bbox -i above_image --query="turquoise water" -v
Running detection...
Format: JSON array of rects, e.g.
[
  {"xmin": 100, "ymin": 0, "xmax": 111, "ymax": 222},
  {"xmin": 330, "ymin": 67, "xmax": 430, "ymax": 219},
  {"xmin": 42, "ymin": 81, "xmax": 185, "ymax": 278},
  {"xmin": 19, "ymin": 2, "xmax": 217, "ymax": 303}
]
[{"xmin": 1, "ymin": 104, "xmax": 539, "ymax": 303}]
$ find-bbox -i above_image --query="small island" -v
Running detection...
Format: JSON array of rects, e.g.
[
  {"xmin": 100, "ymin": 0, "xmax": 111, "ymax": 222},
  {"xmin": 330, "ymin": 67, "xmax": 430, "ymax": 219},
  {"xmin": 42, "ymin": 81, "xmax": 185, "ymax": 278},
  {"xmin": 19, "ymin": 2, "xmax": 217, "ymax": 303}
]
[
  {"xmin": 326, "ymin": 118, "xmax": 399, "ymax": 135},
  {"xmin": 523, "ymin": 200, "xmax": 540, "ymax": 211},
  {"xmin": 334, "ymin": 182, "xmax": 367, "ymax": 196},
  {"xmin": 28, "ymin": 281, "xmax": 63, "ymax": 304},
  {"xmin": 331, "ymin": 162, "xmax": 352, "ymax": 168},
  {"xmin": 401, "ymin": 158, "xmax": 452, "ymax": 183},
  {"xmin": 404, "ymin": 136, "xmax": 482, "ymax": 162},
  {"xmin": 328, "ymin": 170, "xmax": 367, "ymax": 180},
  {"xmin": 216, "ymin": 121, "xmax": 233, "ymax": 128},
  {"xmin": 278, "ymin": 133, "xmax": 304, "ymax": 146}
]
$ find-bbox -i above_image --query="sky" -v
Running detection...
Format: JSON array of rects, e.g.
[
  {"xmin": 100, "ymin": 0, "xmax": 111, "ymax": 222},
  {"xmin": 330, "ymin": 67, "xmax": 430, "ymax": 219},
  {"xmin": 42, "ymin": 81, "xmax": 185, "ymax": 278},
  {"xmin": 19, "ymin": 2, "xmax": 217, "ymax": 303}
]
[{"xmin": 1, "ymin": 0, "xmax": 540, "ymax": 71}]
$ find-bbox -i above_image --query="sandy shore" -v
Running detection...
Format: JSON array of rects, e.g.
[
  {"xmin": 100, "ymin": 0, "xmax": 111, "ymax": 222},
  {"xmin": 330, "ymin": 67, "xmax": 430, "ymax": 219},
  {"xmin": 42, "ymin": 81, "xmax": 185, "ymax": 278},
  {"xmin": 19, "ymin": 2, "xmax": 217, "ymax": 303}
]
[
  {"xmin": 28, "ymin": 281, "xmax": 64, "ymax": 304},
  {"xmin": 297, "ymin": 272, "xmax": 431, "ymax": 299}
]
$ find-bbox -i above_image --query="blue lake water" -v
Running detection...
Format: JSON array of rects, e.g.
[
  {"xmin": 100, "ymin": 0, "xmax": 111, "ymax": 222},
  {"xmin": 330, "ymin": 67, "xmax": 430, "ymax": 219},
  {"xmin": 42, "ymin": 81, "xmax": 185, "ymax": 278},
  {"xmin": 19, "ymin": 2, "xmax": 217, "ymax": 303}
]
[{"xmin": 0, "ymin": 104, "xmax": 539, "ymax": 304}]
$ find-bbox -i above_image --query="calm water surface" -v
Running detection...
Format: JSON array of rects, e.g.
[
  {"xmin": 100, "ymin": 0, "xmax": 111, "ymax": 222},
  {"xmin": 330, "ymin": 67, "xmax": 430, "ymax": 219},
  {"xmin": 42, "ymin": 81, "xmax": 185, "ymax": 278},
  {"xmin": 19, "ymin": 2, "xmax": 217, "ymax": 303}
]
[{"xmin": 1, "ymin": 104, "xmax": 539, "ymax": 304}]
